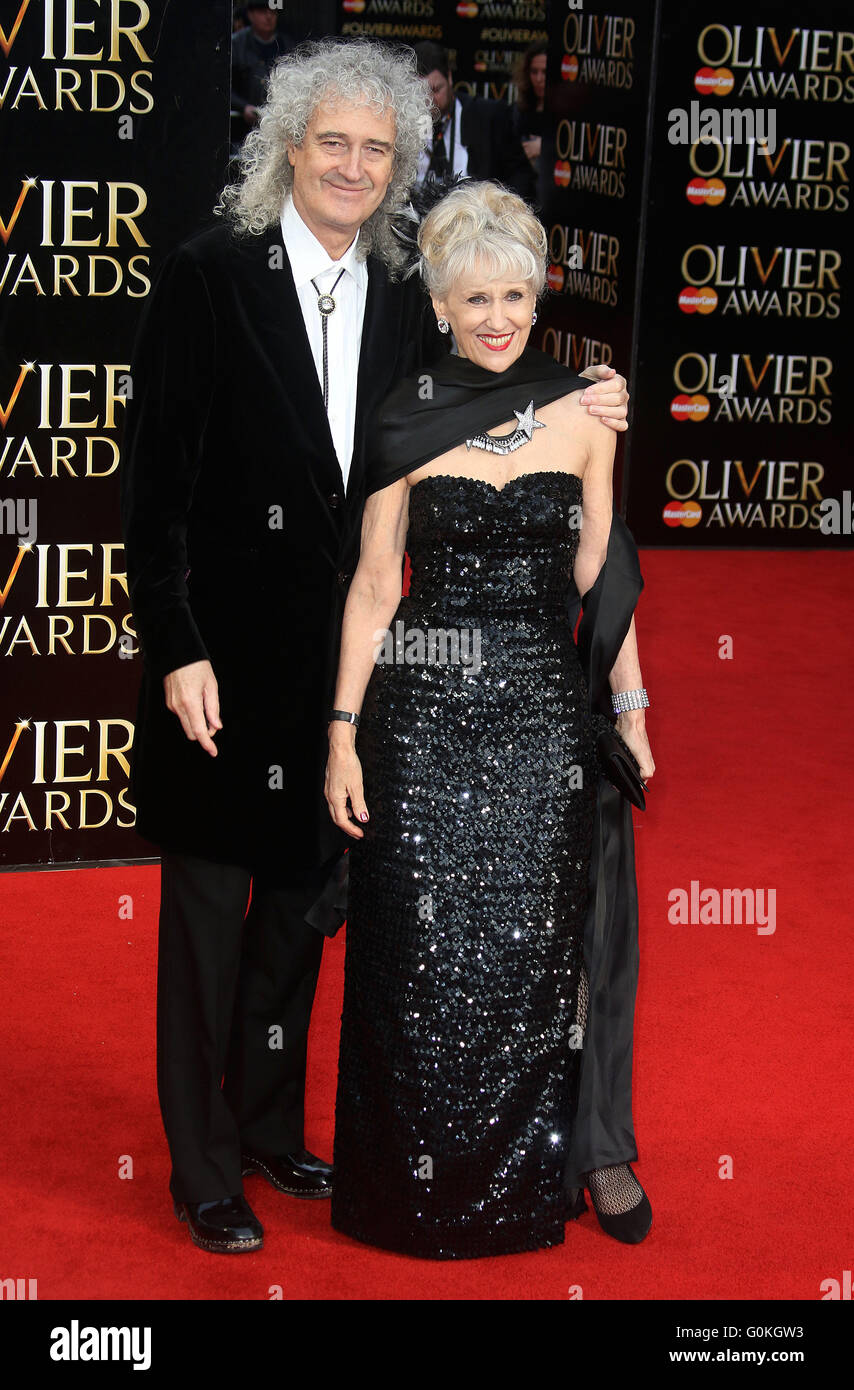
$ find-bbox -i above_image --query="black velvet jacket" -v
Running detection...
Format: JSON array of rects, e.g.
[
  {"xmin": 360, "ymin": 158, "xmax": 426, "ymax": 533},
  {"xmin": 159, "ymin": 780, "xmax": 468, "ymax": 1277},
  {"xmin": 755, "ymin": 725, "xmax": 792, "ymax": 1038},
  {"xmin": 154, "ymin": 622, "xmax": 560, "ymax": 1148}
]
[{"xmin": 120, "ymin": 218, "xmax": 445, "ymax": 882}]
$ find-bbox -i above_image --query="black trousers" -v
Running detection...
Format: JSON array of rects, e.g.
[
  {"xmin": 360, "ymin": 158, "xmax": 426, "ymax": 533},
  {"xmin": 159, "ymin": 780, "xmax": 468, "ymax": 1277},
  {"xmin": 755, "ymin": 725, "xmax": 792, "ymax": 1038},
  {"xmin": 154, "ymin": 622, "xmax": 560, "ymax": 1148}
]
[{"xmin": 156, "ymin": 850, "xmax": 328, "ymax": 1203}]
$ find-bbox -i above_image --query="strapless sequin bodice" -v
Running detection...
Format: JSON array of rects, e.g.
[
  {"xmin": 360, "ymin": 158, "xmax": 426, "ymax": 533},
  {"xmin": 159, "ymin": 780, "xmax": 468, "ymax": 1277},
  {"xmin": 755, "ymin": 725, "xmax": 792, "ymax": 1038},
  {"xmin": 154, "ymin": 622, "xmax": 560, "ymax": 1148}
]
[{"xmin": 406, "ymin": 471, "xmax": 583, "ymax": 616}]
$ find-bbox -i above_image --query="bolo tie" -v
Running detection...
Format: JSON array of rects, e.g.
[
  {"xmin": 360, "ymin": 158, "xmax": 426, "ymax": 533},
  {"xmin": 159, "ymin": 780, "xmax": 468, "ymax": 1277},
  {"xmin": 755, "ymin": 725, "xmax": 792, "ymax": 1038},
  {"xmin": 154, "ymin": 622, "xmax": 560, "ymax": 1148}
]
[{"xmin": 310, "ymin": 266, "xmax": 346, "ymax": 410}]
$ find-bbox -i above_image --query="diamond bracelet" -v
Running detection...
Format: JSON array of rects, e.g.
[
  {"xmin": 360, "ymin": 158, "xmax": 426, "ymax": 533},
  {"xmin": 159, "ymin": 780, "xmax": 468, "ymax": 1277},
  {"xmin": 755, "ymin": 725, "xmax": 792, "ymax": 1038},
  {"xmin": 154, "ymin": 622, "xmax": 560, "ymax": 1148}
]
[{"xmin": 612, "ymin": 688, "xmax": 649, "ymax": 715}]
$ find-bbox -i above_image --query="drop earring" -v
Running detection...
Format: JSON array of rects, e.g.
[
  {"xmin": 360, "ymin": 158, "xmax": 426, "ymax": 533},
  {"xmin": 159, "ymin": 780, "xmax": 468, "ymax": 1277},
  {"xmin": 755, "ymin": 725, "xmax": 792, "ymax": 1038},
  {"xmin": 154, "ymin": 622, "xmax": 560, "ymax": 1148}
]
[
  {"xmin": 437, "ymin": 317, "xmax": 450, "ymax": 334},
  {"xmin": 532, "ymin": 310, "xmax": 538, "ymax": 325}
]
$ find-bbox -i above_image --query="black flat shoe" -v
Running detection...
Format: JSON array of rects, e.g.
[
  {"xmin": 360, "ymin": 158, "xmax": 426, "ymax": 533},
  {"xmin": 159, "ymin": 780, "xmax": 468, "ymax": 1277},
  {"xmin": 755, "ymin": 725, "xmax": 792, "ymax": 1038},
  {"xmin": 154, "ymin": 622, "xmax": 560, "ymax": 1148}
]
[
  {"xmin": 586, "ymin": 1163, "xmax": 652, "ymax": 1245},
  {"xmin": 174, "ymin": 1194, "xmax": 263, "ymax": 1253},
  {"xmin": 241, "ymin": 1148, "xmax": 333, "ymax": 1198}
]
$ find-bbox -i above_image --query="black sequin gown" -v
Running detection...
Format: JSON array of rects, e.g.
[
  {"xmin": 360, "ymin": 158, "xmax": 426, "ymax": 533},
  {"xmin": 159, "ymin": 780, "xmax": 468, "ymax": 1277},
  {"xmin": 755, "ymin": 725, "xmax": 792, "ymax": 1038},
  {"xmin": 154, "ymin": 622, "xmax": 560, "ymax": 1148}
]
[{"xmin": 330, "ymin": 470, "xmax": 599, "ymax": 1259}]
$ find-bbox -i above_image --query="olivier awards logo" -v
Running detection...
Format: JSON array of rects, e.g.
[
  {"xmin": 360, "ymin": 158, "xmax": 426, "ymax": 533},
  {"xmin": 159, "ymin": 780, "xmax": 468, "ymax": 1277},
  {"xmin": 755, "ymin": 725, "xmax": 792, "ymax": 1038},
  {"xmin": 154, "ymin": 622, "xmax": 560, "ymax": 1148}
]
[
  {"xmin": 1, "ymin": 359, "xmax": 130, "ymax": 479},
  {"xmin": 683, "ymin": 132, "xmax": 849, "ymax": 212},
  {"xmin": 339, "ymin": 0, "xmax": 438, "ymax": 16},
  {"xmin": 694, "ymin": 23, "xmax": 854, "ymax": 105},
  {"xmin": 677, "ymin": 242, "xmax": 841, "ymax": 319},
  {"xmin": 451, "ymin": 2, "xmax": 549, "ymax": 22},
  {"xmin": 540, "ymin": 326, "xmax": 614, "ymax": 373},
  {"xmin": 0, "ymin": 713, "xmax": 136, "ymax": 834},
  {"xmin": 553, "ymin": 119, "xmax": 626, "ymax": 197},
  {"xmin": 560, "ymin": 10, "xmax": 634, "ymax": 91},
  {"xmin": 0, "ymin": 0, "xmax": 154, "ymax": 116},
  {"xmin": 0, "ymin": 175, "xmax": 151, "ymax": 297},
  {"xmin": 546, "ymin": 224, "xmax": 619, "ymax": 306},
  {"xmin": 669, "ymin": 350, "xmax": 833, "ymax": 426},
  {"xmin": 661, "ymin": 456, "xmax": 826, "ymax": 533},
  {"xmin": 0, "ymin": 528, "xmax": 136, "ymax": 659}
]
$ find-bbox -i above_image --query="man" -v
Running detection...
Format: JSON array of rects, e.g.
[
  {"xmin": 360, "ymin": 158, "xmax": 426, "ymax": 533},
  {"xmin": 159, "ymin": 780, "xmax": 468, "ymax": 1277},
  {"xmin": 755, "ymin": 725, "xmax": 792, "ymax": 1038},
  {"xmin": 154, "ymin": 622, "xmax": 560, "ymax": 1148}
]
[
  {"xmin": 121, "ymin": 36, "xmax": 629, "ymax": 1255},
  {"xmin": 412, "ymin": 41, "xmax": 529, "ymax": 195},
  {"xmin": 230, "ymin": 0, "xmax": 294, "ymax": 146}
]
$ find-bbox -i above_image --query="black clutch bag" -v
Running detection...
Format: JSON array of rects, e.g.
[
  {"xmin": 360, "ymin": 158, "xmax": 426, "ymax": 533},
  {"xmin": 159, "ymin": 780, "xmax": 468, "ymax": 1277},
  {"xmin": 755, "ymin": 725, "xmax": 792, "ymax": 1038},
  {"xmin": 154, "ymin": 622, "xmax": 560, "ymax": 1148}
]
[{"xmin": 589, "ymin": 710, "xmax": 647, "ymax": 811}]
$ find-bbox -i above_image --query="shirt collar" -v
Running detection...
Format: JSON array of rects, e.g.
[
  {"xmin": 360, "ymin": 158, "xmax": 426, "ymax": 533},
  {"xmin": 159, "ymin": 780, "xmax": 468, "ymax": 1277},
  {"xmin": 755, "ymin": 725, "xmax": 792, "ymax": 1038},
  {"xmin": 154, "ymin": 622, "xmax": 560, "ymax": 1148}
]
[{"xmin": 281, "ymin": 193, "xmax": 367, "ymax": 291}]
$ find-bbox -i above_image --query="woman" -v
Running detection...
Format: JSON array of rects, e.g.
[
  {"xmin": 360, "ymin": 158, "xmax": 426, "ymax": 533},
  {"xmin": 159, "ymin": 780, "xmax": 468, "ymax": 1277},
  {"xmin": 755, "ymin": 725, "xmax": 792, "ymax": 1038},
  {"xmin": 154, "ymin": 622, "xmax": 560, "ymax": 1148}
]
[
  {"xmin": 325, "ymin": 182, "xmax": 655, "ymax": 1259},
  {"xmin": 510, "ymin": 41, "xmax": 548, "ymax": 205}
]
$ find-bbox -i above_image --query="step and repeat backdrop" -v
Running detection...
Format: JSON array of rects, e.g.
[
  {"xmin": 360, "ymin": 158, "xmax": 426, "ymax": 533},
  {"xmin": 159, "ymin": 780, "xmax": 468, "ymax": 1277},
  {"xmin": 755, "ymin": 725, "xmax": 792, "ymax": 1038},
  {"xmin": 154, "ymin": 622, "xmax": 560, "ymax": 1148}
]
[
  {"xmin": 0, "ymin": 0, "xmax": 849, "ymax": 869},
  {"xmin": 624, "ymin": 2, "xmax": 852, "ymax": 546},
  {"xmin": 337, "ymin": 0, "xmax": 545, "ymax": 94},
  {"xmin": 536, "ymin": 0, "xmax": 654, "ymax": 510},
  {"xmin": 0, "ymin": 0, "xmax": 232, "ymax": 867}
]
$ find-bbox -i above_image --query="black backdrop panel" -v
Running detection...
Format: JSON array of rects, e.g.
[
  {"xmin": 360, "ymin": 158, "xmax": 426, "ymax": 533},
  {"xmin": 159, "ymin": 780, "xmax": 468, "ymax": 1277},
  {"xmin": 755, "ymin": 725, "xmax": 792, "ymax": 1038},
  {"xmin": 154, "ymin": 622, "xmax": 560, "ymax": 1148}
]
[
  {"xmin": 0, "ymin": 0, "xmax": 232, "ymax": 867},
  {"xmin": 336, "ymin": 0, "xmax": 548, "ymax": 93},
  {"xmin": 537, "ymin": 0, "xmax": 657, "ymax": 510},
  {"xmin": 624, "ymin": 0, "xmax": 853, "ymax": 546}
]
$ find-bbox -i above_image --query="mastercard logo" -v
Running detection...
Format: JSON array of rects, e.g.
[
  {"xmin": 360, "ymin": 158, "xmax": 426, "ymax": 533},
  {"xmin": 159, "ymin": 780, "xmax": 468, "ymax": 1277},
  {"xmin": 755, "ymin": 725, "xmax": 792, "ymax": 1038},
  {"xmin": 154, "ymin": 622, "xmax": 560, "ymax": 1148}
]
[
  {"xmin": 547, "ymin": 263, "xmax": 565, "ymax": 292},
  {"xmin": 553, "ymin": 160, "xmax": 571, "ymax": 187},
  {"xmin": 456, "ymin": 1, "xmax": 478, "ymax": 16},
  {"xmin": 663, "ymin": 500, "xmax": 702, "ymax": 528},
  {"xmin": 686, "ymin": 177, "xmax": 726, "ymax": 206},
  {"xmin": 341, "ymin": 0, "xmax": 365, "ymax": 10},
  {"xmin": 678, "ymin": 285, "xmax": 718, "ymax": 315},
  {"xmin": 561, "ymin": 54, "xmax": 579, "ymax": 81},
  {"xmin": 694, "ymin": 66, "xmax": 735, "ymax": 97},
  {"xmin": 670, "ymin": 394, "xmax": 710, "ymax": 422}
]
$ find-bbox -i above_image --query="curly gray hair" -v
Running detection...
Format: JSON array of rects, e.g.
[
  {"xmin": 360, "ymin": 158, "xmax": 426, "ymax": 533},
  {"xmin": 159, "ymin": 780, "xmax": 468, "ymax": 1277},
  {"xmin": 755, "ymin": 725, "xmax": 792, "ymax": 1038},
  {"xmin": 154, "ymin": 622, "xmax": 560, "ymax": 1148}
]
[{"xmin": 216, "ymin": 37, "xmax": 433, "ymax": 276}]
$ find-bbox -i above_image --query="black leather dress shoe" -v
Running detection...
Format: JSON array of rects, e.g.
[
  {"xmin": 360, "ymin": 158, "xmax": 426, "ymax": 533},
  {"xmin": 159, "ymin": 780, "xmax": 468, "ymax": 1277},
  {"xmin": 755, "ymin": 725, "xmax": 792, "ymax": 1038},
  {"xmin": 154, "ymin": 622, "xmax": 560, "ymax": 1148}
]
[
  {"xmin": 241, "ymin": 1148, "xmax": 333, "ymax": 1198},
  {"xmin": 174, "ymin": 1194, "xmax": 263, "ymax": 1253}
]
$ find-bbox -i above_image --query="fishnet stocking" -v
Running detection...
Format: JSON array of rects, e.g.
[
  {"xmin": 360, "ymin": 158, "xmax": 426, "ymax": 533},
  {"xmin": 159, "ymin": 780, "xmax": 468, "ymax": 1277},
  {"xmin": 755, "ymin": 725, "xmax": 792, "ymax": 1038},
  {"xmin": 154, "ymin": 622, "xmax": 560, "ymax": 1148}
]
[{"xmin": 585, "ymin": 1161, "xmax": 644, "ymax": 1215}]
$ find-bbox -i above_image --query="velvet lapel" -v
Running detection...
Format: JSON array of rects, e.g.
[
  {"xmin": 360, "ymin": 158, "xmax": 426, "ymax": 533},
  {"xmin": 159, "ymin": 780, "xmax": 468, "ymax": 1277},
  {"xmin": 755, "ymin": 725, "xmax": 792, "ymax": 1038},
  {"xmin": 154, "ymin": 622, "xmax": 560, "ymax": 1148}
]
[
  {"xmin": 347, "ymin": 252, "xmax": 391, "ymax": 500},
  {"xmin": 237, "ymin": 223, "xmax": 342, "ymax": 493}
]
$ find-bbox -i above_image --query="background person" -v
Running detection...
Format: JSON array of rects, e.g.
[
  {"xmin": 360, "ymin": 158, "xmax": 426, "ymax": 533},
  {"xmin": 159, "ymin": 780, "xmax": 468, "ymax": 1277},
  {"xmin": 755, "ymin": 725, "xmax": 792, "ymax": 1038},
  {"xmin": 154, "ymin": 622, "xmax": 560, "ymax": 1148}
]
[{"xmin": 411, "ymin": 41, "xmax": 529, "ymax": 195}]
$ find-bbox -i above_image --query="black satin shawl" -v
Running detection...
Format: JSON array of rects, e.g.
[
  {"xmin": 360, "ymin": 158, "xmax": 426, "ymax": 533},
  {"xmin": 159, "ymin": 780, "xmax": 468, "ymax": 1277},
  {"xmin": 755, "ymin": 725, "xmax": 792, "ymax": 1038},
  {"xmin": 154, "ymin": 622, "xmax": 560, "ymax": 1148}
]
[
  {"xmin": 366, "ymin": 345, "xmax": 590, "ymax": 492},
  {"xmin": 565, "ymin": 513, "xmax": 646, "ymax": 1187}
]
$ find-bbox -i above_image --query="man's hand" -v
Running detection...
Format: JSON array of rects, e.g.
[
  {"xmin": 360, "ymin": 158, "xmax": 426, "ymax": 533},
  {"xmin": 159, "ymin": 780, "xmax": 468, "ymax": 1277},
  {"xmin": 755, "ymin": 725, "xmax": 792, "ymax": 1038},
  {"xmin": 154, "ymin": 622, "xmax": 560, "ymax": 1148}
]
[
  {"xmin": 163, "ymin": 660, "xmax": 222, "ymax": 757},
  {"xmin": 579, "ymin": 364, "xmax": 630, "ymax": 432}
]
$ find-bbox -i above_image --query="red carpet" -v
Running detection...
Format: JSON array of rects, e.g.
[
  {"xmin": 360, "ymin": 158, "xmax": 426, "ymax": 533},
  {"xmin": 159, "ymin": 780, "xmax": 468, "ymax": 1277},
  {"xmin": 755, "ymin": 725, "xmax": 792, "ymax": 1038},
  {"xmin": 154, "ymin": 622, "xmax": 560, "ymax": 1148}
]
[{"xmin": 2, "ymin": 549, "xmax": 852, "ymax": 1300}]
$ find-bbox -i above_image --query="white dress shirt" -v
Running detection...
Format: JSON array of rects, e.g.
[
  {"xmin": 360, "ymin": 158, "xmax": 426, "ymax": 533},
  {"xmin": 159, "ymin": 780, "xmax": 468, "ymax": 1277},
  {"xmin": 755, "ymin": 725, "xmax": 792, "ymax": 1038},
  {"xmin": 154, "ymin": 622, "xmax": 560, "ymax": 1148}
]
[
  {"xmin": 416, "ymin": 98, "xmax": 470, "ymax": 186},
  {"xmin": 280, "ymin": 193, "xmax": 368, "ymax": 494}
]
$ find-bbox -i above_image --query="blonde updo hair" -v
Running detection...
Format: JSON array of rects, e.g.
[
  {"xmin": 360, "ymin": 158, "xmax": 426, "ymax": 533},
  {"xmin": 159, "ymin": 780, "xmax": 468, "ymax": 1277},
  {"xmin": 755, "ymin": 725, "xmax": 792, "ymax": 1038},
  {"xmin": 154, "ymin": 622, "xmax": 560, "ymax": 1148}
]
[{"xmin": 417, "ymin": 181, "xmax": 547, "ymax": 301}]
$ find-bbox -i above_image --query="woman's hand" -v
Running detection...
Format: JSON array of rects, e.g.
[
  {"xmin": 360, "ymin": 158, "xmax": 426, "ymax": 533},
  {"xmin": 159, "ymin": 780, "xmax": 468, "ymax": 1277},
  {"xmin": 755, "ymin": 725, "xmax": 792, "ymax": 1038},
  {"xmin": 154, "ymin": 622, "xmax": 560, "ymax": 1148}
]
[
  {"xmin": 616, "ymin": 712, "xmax": 655, "ymax": 784},
  {"xmin": 578, "ymin": 364, "xmax": 630, "ymax": 432},
  {"xmin": 325, "ymin": 731, "xmax": 370, "ymax": 839}
]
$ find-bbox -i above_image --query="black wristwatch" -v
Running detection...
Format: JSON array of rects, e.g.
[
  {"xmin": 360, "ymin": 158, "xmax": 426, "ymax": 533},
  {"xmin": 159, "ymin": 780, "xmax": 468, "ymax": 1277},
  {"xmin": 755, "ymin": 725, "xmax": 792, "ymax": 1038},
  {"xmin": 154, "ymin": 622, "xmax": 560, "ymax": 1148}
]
[{"xmin": 328, "ymin": 709, "xmax": 360, "ymax": 728}]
